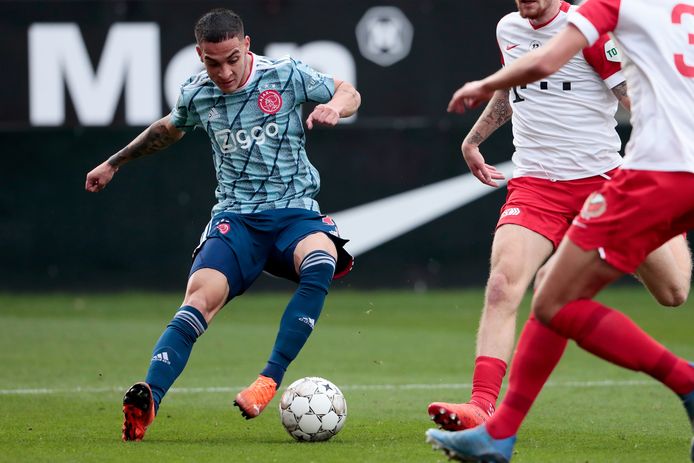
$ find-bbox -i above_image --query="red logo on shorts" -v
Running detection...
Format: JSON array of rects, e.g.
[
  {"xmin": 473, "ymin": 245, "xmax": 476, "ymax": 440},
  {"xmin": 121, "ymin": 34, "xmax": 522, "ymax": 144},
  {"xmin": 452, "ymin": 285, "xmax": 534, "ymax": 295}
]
[
  {"xmin": 580, "ymin": 192, "xmax": 607, "ymax": 220},
  {"xmin": 322, "ymin": 216, "xmax": 335, "ymax": 226},
  {"xmin": 258, "ymin": 90, "xmax": 282, "ymax": 114},
  {"xmin": 216, "ymin": 223, "xmax": 230, "ymax": 234}
]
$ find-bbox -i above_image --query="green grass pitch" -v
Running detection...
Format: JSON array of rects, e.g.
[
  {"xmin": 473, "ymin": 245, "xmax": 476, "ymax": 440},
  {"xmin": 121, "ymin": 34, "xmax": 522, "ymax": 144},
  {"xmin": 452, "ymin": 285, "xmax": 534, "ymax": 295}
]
[{"xmin": 1, "ymin": 289, "xmax": 693, "ymax": 462}]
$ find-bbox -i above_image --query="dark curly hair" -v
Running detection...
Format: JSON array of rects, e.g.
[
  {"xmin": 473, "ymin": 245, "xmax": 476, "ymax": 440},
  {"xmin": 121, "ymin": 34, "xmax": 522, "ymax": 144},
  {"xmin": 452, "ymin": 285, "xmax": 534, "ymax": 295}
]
[{"xmin": 194, "ymin": 8, "xmax": 245, "ymax": 44}]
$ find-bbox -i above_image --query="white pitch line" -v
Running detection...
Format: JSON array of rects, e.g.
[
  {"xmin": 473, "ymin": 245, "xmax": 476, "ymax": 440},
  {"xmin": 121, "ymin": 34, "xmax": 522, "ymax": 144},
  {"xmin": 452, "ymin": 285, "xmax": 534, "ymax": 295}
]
[{"xmin": 0, "ymin": 379, "xmax": 657, "ymax": 396}]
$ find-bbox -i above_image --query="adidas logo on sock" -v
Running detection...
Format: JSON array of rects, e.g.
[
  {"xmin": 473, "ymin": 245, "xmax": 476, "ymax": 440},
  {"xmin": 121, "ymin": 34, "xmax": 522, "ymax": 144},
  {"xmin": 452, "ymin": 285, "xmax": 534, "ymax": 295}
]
[
  {"xmin": 298, "ymin": 316, "xmax": 315, "ymax": 329},
  {"xmin": 151, "ymin": 351, "xmax": 171, "ymax": 365}
]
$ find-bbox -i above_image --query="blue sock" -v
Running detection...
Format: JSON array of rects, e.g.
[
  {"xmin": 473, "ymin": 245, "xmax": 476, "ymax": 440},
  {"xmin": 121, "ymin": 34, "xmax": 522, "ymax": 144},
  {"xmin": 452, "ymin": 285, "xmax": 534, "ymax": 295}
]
[
  {"xmin": 145, "ymin": 305, "xmax": 207, "ymax": 413},
  {"xmin": 262, "ymin": 250, "xmax": 336, "ymax": 386}
]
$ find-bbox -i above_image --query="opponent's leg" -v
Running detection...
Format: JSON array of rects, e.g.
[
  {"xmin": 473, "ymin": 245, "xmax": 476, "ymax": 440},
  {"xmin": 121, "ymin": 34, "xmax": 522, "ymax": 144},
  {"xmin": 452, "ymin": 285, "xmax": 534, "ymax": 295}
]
[
  {"xmin": 425, "ymin": 238, "xmax": 618, "ymax": 461},
  {"xmin": 429, "ymin": 225, "xmax": 553, "ymax": 430},
  {"xmin": 635, "ymin": 234, "xmax": 691, "ymax": 307},
  {"xmin": 540, "ymin": 241, "xmax": 694, "ymax": 461},
  {"xmin": 532, "ymin": 240, "xmax": 694, "ymax": 397},
  {"xmin": 461, "ymin": 239, "xmax": 694, "ymax": 451},
  {"xmin": 234, "ymin": 232, "xmax": 337, "ymax": 419},
  {"xmin": 122, "ymin": 245, "xmax": 230, "ymax": 441},
  {"xmin": 427, "ymin": 313, "xmax": 569, "ymax": 462}
]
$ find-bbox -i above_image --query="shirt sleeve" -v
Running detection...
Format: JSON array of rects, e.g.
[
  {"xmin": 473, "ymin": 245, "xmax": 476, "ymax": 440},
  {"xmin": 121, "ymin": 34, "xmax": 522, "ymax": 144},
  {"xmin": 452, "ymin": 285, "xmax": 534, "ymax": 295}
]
[
  {"xmin": 496, "ymin": 20, "xmax": 505, "ymax": 66},
  {"xmin": 170, "ymin": 88, "xmax": 201, "ymax": 132},
  {"xmin": 569, "ymin": 0, "xmax": 621, "ymax": 46},
  {"xmin": 292, "ymin": 59, "xmax": 335, "ymax": 105},
  {"xmin": 582, "ymin": 34, "xmax": 624, "ymax": 88}
]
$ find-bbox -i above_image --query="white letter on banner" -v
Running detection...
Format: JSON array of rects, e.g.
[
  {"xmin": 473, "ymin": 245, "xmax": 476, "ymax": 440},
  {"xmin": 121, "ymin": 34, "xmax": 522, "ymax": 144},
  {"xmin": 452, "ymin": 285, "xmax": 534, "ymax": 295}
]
[{"xmin": 29, "ymin": 23, "xmax": 161, "ymax": 126}]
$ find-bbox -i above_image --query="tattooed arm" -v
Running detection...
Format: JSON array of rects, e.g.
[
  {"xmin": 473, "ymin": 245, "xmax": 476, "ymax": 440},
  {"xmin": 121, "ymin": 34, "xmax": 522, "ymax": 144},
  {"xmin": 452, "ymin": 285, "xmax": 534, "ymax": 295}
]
[
  {"xmin": 85, "ymin": 115, "xmax": 185, "ymax": 192},
  {"xmin": 611, "ymin": 81, "xmax": 631, "ymax": 112},
  {"xmin": 461, "ymin": 89, "xmax": 512, "ymax": 187}
]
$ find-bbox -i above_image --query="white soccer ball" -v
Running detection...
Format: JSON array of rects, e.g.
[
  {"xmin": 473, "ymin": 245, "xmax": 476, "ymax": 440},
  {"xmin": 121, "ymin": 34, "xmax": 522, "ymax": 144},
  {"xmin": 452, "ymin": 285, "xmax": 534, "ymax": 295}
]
[{"xmin": 279, "ymin": 376, "xmax": 347, "ymax": 442}]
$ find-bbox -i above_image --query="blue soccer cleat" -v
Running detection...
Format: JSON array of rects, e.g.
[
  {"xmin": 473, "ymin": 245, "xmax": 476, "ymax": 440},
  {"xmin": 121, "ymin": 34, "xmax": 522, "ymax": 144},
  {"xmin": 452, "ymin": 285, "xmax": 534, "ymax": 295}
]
[
  {"xmin": 425, "ymin": 425, "xmax": 516, "ymax": 462},
  {"xmin": 683, "ymin": 362, "xmax": 694, "ymax": 462},
  {"xmin": 682, "ymin": 387, "xmax": 694, "ymax": 462}
]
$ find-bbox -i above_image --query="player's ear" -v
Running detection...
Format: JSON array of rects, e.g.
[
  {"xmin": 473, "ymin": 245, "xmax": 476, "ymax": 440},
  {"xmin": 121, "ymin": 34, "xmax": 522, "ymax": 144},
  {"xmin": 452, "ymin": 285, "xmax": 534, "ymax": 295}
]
[
  {"xmin": 195, "ymin": 45, "xmax": 204, "ymax": 63},
  {"xmin": 244, "ymin": 35, "xmax": 251, "ymax": 51}
]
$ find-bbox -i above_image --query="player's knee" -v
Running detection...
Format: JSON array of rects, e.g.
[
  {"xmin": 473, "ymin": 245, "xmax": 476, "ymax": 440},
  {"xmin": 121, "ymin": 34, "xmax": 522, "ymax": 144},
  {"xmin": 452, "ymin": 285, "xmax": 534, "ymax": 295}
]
[
  {"xmin": 531, "ymin": 306, "xmax": 554, "ymax": 326},
  {"xmin": 485, "ymin": 272, "xmax": 521, "ymax": 314},
  {"xmin": 653, "ymin": 284, "xmax": 689, "ymax": 308},
  {"xmin": 530, "ymin": 295, "xmax": 556, "ymax": 325},
  {"xmin": 182, "ymin": 295, "xmax": 213, "ymax": 320},
  {"xmin": 183, "ymin": 268, "xmax": 229, "ymax": 320},
  {"xmin": 183, "ymin": 288, "xmax": 227, "ymax": 321}
]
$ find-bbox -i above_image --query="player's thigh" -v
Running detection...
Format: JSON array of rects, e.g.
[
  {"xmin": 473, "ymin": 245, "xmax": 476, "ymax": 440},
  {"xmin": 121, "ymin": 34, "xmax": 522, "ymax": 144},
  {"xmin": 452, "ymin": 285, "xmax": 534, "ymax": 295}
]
[
  {"xmin": 268, "ymin": 211, "xmax": 352, "ymax": 281},
  {"xmin": 194, "ymin": 214, "xmax": 272, "ymax": 298},
  {"xmin": 638, "ymin": 233, "xmax": 692, "ymax": 279},
  {"xmin": 636, "ymin": 234, "xmax": 691, "ymax": 307},
  {"xmin": 498, "ymin": 176, "xmax": 600, "ymax": 249},
  {"xmin": 293, "ymin": 232, "xmax": 337, "ymax": 273},
  {"xmin": 532, "ymin": 237, "xmax": 622, "ymax": 323},
  {"xmin": 490, "ymin": 224, "xmax": 554, "ymax": 286},
  {"xmin": 183, "ymin": 267, "xmax": 229, "ymax": 323},
  {"xmin": 190, "ymin": 237, "xmax": 264, "ymax": 308},
  {"xmin": 569, "ymin": 170, "xmax": 694, "ymax": 274}
]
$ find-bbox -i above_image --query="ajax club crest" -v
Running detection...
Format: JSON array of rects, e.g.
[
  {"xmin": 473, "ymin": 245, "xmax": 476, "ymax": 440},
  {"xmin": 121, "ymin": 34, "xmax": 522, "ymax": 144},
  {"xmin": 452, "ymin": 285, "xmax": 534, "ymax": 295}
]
[{"xmin": 258, "ymin": 90, "xmax": 283, "ymax": 115}]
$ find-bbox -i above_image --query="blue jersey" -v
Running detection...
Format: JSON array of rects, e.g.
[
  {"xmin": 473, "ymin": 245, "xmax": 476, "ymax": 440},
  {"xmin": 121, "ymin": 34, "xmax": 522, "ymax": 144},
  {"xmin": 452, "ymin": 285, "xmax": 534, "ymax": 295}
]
[{"xmin": 170, "ymin": 53, "xmax": 335, "ymax": 214}]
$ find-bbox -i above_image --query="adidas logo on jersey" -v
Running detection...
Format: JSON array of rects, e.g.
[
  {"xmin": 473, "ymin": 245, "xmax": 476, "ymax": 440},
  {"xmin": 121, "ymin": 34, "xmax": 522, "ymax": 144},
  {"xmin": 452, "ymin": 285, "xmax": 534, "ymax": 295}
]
[
  {"xmin": 500, "ymin": 207, "xmax": 521, "ymax": 218},
  {"xmin": 208, "ymin": 107, "xmax": 221, "ymax": 122},
  {"xmin": 151, "ymin": 352, "xmax": 171, "ymax": 365}
]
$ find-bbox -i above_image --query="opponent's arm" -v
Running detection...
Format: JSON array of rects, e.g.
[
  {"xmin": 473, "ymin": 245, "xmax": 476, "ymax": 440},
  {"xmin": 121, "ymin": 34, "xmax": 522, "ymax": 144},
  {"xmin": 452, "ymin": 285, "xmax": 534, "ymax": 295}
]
[
  {"xmin": 306, "ymin": 80, "xmax": 361, "ymax": 129},
  {"xmin": 462, "ymin": 89, "xmax": 512, "ymax": 187},
  {"xmin": 611, "ymin": 81, "xmax": 631, "ymax": 112},
  {"xmin": 85, "ymin": 115, "xmax": 185, "ymax": 192},
  {"xmin": 448, "ymin": 24, "xmax": 588, "ymax": 112}
]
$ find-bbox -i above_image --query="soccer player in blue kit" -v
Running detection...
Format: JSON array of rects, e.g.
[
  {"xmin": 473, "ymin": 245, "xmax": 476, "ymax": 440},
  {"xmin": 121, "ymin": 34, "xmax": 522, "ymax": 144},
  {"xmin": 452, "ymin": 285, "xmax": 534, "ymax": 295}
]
[{"xmin": 85, "ymin": 8, "xmax": 361, "ymax": 441}]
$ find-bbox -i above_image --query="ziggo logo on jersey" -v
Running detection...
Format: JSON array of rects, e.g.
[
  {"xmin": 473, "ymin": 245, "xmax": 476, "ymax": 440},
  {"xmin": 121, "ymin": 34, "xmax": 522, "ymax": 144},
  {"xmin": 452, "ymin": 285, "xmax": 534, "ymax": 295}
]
[{"xmin": 214, "ymin": 123, "xmax": 280, "ymax": 153}]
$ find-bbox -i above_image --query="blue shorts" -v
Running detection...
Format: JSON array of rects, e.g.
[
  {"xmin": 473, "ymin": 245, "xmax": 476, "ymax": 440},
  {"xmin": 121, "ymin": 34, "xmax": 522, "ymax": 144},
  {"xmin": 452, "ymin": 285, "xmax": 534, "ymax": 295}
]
[{"xmin": 190, "ymin": 208, "xmax": 352, "ymax": 299}]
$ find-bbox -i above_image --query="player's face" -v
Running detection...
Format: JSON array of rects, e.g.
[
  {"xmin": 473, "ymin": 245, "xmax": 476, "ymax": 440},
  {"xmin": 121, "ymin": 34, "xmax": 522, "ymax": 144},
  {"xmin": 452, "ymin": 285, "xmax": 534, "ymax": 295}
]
[
  {"xmin": 197, "ymin": 35, "xmax": 251, "ymax": 93},
  {"xmin": 514, "ymin": 0, "xmax": 556, "ymax": 20}
]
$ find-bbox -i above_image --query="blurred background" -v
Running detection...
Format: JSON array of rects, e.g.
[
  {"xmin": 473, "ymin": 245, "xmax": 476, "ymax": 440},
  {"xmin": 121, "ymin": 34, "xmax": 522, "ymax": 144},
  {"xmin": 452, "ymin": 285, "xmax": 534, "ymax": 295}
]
[{"xmin": 0, "ymin": 0, "xmax": 632, "ymax": 292}]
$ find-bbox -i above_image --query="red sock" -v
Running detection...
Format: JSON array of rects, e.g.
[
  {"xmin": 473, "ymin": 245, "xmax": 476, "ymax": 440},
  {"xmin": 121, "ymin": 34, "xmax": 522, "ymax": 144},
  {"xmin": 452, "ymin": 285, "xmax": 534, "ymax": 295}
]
[
  {"xmin": 550, "ymin": 299, "xmax": 694, "ymax": 395},
  {"xmin": 486, "ymin": 316, "xmax": 568, "ymax": 439},
  {"xmin": 469, "ymin": 356, "xmax": 507, "ymax": 416}
]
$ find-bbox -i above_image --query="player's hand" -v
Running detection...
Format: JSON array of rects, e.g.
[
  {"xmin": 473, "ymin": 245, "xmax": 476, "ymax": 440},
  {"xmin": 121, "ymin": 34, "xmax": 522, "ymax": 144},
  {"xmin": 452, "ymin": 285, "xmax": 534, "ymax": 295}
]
[
  {"xmin": 85, "ymin": 161, "xmax": 118, "ymax": 192},
  {"xmin": 306, "ymin": 104, "xmax": 340, "ymax": 130},
  {"xmin": 462, "ymin": 143, "xmax": 505, "ymax": 188},
  {"xmin": 448, "ymin": 81, "xmax": 495, "ymax": 114}
]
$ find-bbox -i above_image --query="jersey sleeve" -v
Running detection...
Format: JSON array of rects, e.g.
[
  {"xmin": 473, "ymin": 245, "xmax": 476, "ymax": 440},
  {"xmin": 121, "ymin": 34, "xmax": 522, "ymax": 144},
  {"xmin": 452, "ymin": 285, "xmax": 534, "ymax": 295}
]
[
  {"xmin": 496, "ymin": 19, "xmax": 505, "ymax": 66},
  {"xmin": 291, "ymin": 59, "xmax": 335, "ymax": 105},
  {"xmin": 170, "ymin": 82, "xmax": 202, "ymax": 132},
  {"xmin": 582, "ymin": 34, "xmax": 624, "ymax": 89},
  {"xmin": 569, "ymin": 0, "xmax": 620, "ymax": 46}
]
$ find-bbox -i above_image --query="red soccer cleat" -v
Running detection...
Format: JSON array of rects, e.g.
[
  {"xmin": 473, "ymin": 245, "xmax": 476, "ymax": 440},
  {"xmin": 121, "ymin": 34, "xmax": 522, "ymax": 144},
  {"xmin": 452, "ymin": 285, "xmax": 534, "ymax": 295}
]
[
  {"xmin": 427, "ymin": 401, "xmax": 492, "ymax": 431},
  {"xmin": 234, "ymin": 375, "xmax": 278, "ymax": 419},
  {"xmin": 122, "ymin": 382, "xmax": 156, "ymax": 441}
]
